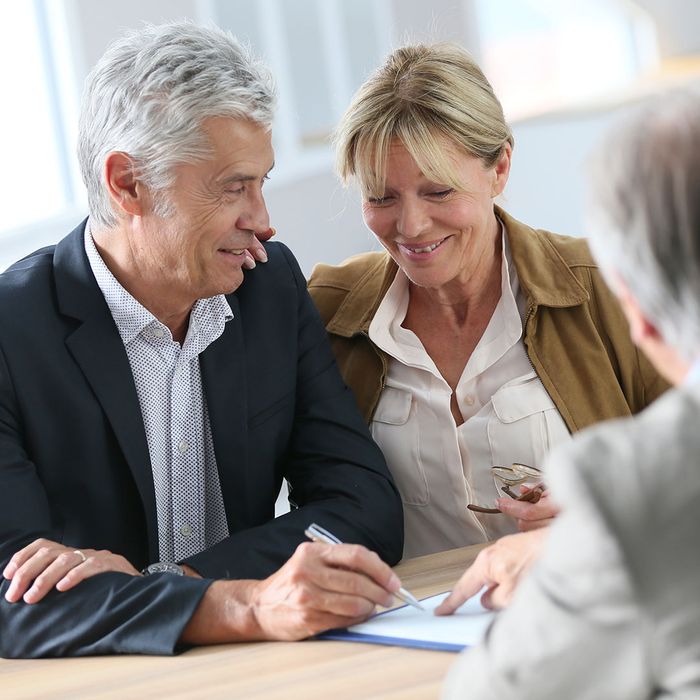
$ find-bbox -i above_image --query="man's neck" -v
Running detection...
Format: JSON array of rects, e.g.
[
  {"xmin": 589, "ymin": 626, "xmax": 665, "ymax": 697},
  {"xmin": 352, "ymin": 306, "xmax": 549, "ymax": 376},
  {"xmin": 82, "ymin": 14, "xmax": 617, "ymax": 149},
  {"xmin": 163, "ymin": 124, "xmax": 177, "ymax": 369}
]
[{"xmin": 91, "ymin": 222, "xmax": 193, "ymax": 343}]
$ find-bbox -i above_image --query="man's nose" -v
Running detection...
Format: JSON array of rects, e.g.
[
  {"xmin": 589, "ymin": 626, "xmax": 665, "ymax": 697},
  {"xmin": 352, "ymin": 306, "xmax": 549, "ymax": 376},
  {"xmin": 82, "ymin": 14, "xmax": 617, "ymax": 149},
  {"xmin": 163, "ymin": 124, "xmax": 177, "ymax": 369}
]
[{"xmin": 238, "ymin": 189, "xmax": 270, "ymax": 234}]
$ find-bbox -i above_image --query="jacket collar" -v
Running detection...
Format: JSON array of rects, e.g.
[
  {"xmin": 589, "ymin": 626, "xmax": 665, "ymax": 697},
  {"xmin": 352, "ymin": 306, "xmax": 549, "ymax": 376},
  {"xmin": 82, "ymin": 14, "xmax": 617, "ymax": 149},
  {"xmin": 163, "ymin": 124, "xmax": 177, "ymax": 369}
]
[
  {"xmin": 326, "ymin": 205, "xmax": 589, "ymax": 338},
  {"xmin": 53, "ymin": 221, "xmax": 252, "ymax": 544},
  {"xmin": 54, "ymin": 221, "xmax": 160, "ymax": 560}
]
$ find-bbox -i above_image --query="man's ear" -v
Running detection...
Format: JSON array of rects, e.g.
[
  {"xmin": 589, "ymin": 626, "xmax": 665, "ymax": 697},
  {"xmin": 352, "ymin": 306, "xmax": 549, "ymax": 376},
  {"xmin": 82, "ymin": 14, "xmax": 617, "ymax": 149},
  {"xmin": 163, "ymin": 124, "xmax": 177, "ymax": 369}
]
[
  {"xmin": 615, "ymin": 276, "xmax": 662, "ymax": 346},
  {"xmin": 104, "ymin": 151, "xmax": 148, "ymax": 217}
]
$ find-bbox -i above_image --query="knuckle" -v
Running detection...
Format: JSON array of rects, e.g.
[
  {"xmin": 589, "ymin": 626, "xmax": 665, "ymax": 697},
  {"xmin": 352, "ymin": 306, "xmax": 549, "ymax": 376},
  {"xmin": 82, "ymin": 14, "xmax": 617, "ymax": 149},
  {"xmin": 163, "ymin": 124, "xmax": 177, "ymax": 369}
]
[
  {"xmin": 479, "ymin": 548, "xmax": 494, "ymax": 567},
  {"xmin": 295, "ymin": 542, "xmax": 314, "ymax": 559},
  {"xmin": 345, "ymin": 575, "xmax": 362, "ymax": 597},
  {"xmin": 294, "ymin": 586, "xmax": 313, "ymax": 607},
  {"xmin": 12, "ymin": 570, "xmax": 29, "ymax": 587},
  {"xmin": 345, "ymin": 544, "xmax": 365, "ymax": 563},
  {"xmin": 33, "ymin": 572, "xmax": 48, "ymax": 589}
]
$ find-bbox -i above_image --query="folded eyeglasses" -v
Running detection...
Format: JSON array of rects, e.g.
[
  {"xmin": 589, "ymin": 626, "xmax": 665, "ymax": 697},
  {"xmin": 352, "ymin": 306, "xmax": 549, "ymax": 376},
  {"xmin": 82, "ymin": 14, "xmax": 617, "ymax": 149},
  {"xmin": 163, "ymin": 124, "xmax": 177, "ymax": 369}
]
[{"xmin": 467, "ymin": 462, "xmax": 545, "ymax": 514}]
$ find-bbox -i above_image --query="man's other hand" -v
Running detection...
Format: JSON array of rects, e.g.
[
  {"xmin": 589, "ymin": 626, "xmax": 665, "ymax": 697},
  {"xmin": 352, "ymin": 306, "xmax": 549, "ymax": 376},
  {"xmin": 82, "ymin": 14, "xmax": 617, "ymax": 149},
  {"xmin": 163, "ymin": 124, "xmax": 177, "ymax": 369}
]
[{"xmin": 3, "ymin": 538, "xmax": 140, "ymax": 604}]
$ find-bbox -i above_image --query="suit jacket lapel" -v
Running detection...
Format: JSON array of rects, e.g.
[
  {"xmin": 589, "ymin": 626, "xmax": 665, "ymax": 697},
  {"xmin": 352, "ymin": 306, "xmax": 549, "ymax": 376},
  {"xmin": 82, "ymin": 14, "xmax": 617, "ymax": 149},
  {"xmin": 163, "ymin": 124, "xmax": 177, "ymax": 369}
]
[
  {"xmin": 200, "ymin": 294, "xmax": 250, "ymax": 533},
  {"xmin": 53, "ymin": 223, "xmax": 159, "ymax": 560}
]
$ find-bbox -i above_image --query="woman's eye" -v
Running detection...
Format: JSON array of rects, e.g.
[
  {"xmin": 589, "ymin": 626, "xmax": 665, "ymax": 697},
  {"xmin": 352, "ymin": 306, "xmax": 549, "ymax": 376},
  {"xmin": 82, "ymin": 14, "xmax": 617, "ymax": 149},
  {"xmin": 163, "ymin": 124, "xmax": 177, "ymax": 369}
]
[
  {"xmin": 367, "ymin": 196, "xmax": 389, "ymax": 205},
  {"xmin": 429, "ymin": 188, "xmax": 454, "ymax": 199}
]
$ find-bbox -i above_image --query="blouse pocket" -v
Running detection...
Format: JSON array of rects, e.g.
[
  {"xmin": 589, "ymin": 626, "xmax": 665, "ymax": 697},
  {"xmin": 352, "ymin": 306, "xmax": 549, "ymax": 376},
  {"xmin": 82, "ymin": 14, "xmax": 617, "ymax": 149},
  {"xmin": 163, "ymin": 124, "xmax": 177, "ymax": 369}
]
[
  {"xmin": 487, "ymin": 377, "xmax": 568, "ymax": 478},
  {"xmin": 371, "ymin": 386, "xmax": 429, "ymax": 506}
]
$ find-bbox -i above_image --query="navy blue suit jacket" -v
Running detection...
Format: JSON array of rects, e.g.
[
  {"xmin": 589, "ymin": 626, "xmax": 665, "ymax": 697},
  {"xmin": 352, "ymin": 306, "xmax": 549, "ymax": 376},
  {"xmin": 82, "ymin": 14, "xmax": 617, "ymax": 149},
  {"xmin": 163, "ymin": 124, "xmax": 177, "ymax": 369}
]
[{"xmin": 0, "ymin": 221, "xmax": 402, "ymax": 657}]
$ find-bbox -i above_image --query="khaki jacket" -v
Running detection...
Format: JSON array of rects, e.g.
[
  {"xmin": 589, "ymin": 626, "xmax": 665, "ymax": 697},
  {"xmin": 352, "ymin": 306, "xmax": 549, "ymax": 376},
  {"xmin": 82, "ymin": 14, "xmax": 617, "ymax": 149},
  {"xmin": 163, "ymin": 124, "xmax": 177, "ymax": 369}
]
[{"xmin": 308, "ymin": 207, "xmax": 668, "ymax": 432}]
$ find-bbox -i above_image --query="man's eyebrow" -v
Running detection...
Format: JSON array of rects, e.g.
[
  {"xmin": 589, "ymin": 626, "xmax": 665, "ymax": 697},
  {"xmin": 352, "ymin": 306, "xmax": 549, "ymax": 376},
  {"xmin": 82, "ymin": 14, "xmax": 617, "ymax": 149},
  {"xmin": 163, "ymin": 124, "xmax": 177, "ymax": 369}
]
[
  {"xmin": 220, "ymin": 162, "xmax": 275, "ymax": 185},
  {"xmin": 221, "ymin": 174, "xmax": 256, "ymax": 184}
]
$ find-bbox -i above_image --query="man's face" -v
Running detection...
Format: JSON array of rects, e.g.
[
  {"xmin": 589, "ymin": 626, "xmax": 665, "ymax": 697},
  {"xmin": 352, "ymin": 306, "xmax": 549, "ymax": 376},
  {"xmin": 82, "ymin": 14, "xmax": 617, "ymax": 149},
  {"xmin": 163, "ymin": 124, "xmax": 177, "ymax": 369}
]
[{"xmin": 139, "ymin": 116, "xmax": 273, "ymax": 306}]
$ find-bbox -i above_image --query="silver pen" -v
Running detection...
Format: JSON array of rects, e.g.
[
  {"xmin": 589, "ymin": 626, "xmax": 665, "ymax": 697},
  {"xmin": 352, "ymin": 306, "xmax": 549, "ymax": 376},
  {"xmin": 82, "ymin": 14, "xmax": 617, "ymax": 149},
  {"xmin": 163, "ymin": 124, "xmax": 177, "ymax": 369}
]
[{"xmin": 304, "ymin": 523, "xmax": 425, "ymax": 611}]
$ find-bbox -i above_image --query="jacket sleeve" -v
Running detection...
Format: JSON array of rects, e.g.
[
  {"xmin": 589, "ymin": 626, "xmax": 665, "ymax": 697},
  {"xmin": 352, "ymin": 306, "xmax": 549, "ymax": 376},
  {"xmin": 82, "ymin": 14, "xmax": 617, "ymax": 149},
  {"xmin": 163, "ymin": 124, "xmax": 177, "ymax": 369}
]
[
  {"xmin": 443, "ymin": 436, "xmax": 649, "ymax": 700},
  {"xmin": 0, "ymin": 346, "xmax": 212, "ymax": 659},
  {"xmin": 186, "ymin": 244, "xmax": 404, "ymax": 580}
]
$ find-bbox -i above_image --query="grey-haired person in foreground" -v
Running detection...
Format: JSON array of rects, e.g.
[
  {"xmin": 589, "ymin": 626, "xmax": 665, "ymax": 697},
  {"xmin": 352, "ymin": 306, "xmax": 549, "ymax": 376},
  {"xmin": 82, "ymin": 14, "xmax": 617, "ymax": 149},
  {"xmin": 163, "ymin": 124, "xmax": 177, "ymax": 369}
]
[
  {"xmin": 0, "ymin": 21, "xmax": 403, "ymax": 657},
  {"xmin": 440, "ymin": 90, "xmax": 700, "ymax": 698}
]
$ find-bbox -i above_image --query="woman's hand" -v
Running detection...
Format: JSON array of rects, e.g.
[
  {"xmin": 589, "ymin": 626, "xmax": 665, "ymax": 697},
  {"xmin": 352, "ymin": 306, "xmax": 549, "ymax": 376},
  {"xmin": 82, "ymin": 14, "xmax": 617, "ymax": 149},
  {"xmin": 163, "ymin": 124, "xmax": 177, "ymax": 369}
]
[
  {"xmin": 3, "ymin": 538, "xmax": 140, "ymax": 604},
  {"xmin": 496, "ymin": 486, "xmax": 559, "ymax": 531},
  {"xmin": 243, "ymin": 227, "xmax": 276, "ymax": 269}
]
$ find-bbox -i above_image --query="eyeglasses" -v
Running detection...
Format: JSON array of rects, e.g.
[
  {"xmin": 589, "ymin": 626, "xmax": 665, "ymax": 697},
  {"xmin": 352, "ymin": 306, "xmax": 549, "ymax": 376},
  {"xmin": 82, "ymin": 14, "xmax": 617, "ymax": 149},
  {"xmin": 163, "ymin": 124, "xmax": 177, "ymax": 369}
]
[{"xmin": 467, "ymin": 463, "xmax": 545, "ymax": 514}]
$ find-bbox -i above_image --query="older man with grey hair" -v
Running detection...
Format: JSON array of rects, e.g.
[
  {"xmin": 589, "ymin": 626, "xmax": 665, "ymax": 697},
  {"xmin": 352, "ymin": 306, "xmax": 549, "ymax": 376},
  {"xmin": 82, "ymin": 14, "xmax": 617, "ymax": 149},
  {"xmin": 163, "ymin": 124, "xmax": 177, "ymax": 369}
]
[
  {"xmin": 440, "ymin": 90, "xmax": 700, "ymax": 698},
  {"xmin": 0, "ymin": 21, "xmax": 403, "ymax": 657}
]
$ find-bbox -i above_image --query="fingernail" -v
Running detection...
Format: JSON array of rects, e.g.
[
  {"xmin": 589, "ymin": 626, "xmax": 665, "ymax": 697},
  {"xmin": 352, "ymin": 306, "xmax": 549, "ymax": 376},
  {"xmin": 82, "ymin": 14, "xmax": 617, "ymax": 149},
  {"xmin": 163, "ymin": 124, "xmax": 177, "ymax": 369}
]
[
  {"xmin": 388, "ymin": 573, "xmax": 401, "ymax": 591},
  {"xmin": 259, "ymin": 248, "xmax": 268, "ymax": 263},
  {"xmin": 2, "ymin": 563, "xmax": 16, "ymax": 578},
  {"xmin": 24, "ymin": 586, "xmax": 38, "ymax": 602}
]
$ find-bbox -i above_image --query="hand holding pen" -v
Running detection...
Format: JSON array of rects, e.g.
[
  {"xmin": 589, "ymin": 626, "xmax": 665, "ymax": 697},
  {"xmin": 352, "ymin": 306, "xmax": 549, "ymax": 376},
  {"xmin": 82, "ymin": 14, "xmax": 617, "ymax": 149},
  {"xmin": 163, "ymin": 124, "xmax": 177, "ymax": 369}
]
[{"xmin": 305, "ymin": 523, "xmax": 425, "ymax": 611}]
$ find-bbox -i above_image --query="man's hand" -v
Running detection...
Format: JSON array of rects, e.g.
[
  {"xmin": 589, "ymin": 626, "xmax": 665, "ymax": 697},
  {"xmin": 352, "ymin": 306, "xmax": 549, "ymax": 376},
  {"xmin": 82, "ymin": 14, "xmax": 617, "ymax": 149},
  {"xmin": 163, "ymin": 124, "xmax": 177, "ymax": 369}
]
[
  {"xmin": 242, "ymin": 227, "xmax": 275, "ymax": 269},
  {"xmin": 496, "ymin": 487, "xmax": 559, "ymax": 532},
  {"xmin": 434, "ymin": 529, "xmax": 548, "ymax": 615},
  {"xmin": 181, "ymin": 541, "xmax": 402, "ymax": 644},
  {"xmin": 3, "ymin": 538, "xmax": 140, "ymax": 604}
]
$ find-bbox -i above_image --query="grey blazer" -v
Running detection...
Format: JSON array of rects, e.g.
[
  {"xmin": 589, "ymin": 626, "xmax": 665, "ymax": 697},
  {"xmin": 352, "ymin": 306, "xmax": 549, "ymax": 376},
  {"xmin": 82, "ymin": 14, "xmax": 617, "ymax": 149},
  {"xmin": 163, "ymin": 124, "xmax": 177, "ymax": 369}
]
[{"xmin": 443, "ymin": 383, "xmax": 700, "ymax": 699}]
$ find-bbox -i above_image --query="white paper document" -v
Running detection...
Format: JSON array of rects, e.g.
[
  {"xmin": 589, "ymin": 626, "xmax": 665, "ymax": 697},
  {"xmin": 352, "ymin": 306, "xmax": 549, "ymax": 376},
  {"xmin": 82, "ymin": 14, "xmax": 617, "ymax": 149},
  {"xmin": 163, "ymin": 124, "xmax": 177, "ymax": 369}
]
[{"xmin": 319, "ymin": 591, "xmax": 495, "ymax": 652}]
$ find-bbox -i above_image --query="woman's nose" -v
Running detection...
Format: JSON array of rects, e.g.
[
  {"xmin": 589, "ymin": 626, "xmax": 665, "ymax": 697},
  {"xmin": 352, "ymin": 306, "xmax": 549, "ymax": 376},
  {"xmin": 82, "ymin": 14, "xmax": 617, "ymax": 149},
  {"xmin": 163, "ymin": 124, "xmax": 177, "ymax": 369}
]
[{"xmin": 396, "ymin": 200, "xmax": 430, "ymax": 239}]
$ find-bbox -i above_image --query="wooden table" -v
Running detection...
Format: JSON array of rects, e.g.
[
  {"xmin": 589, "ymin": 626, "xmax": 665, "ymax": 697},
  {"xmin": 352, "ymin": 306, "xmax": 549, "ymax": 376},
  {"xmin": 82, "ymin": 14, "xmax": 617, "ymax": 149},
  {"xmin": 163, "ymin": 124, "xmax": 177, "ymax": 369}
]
[{"xmin": 1, "ymin": 544, "xmax": 485, "ymax": 700}]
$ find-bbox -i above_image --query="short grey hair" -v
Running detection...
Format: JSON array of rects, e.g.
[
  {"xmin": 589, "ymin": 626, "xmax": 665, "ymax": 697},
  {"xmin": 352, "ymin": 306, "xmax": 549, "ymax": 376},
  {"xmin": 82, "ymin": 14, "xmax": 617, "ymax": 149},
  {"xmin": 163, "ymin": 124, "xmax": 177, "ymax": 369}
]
[
  {"xmin": 586, "ymin": 90, "xmax": 700, "ymax": 361},
  {"xmin": 78, "ymin": 21, "xmax": 276, "ymax": 228}
]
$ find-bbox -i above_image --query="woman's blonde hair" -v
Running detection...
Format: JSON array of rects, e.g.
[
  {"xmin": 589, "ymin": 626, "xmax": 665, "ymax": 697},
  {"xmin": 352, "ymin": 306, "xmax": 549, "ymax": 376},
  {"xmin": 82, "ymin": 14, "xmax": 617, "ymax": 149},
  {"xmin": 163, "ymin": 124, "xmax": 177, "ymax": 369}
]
[{"xmin": 334, "ymin": 43, "xmax": 513, "ymax": 197}]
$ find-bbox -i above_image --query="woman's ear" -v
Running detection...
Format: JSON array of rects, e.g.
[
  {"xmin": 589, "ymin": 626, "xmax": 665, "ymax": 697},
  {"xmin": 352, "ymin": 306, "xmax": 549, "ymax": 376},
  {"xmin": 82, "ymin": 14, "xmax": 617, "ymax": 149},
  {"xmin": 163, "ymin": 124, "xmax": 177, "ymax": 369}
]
[
  {"xmin": 103, "ymin": 151, "xmax": 147, "ymax": 217},
  {"xmin": 491, "ymin": 142, "xmax": 512, "ymax": 198}
]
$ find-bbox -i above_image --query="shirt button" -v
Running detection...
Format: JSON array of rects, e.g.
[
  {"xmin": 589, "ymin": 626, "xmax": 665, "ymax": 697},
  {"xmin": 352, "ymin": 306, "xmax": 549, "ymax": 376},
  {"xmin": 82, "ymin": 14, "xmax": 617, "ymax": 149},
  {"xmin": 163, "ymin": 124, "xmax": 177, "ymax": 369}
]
[
  {"xmin": 465, "ymin": 394, "xmax": 475, "ymax": 406},
  {"xmin": 178, "ymin": 440, "xmax": 189, "ymax": 454},
  {"xmin": 180, "ymin": 524, "xmax": 192, "ymax": 537},
  {"xmin": 152, "ymin": 327, "xmax": 165, "ymax": 338}
]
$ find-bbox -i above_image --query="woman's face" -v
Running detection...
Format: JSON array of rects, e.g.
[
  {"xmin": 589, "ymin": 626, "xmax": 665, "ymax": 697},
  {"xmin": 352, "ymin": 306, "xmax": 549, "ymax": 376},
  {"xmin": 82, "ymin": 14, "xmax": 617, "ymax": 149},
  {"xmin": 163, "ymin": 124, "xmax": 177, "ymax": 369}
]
[{"xmin": 361, "ymin": 138, "xmax": 511, "ymax": 294}]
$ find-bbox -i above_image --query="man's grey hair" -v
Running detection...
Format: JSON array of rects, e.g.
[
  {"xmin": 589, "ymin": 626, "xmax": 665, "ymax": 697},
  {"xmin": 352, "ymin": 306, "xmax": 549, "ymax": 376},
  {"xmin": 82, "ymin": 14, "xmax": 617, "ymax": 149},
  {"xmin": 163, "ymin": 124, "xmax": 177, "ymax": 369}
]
[
  {"xmin": 586, "ymin": 89, "xmax": 700, "ymax": 362},
  {"xmin": 78, "ymin": 21, "xmax": 276, "ymax": 228}
]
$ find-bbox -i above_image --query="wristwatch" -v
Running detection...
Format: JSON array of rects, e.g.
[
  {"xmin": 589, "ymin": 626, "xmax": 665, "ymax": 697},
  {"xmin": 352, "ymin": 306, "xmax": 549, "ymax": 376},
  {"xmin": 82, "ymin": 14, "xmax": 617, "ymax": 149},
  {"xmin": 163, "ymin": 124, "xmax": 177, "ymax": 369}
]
[{"xmin": 142, "ymin": 562, "xmax": 185, "ymax": 576}]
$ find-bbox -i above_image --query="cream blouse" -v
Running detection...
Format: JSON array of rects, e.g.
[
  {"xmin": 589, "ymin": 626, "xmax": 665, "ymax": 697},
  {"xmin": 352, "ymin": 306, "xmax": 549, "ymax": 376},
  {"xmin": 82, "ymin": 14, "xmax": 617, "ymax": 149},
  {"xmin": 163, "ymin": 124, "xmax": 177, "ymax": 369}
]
[{"xmin": 368, "ymin": 230, "xmax": 571, "ymax": 558}]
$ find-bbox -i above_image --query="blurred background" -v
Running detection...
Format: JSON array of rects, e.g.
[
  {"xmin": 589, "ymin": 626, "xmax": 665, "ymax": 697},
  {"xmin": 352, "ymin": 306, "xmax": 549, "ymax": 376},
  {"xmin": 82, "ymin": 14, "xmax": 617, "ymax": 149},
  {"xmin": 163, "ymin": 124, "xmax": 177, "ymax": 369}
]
[{"xmin": 2, "ymin": 0, "xmax": 700, "ymax": 273}]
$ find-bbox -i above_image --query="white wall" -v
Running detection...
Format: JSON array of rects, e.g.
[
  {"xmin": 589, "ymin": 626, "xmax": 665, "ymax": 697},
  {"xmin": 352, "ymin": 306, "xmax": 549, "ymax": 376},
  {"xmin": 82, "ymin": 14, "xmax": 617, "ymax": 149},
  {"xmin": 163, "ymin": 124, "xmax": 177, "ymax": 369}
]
[{"xmin": 3, "ymin": 0, "xmax": 700, "ymax": 275}]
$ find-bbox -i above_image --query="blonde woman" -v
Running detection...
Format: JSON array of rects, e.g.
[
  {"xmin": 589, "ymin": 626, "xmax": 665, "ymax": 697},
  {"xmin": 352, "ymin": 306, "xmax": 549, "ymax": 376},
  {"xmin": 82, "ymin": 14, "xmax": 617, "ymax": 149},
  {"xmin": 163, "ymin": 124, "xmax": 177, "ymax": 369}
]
[{"xmin": 309, "ymin": 43, "xmax": 667, "ymax": 558}]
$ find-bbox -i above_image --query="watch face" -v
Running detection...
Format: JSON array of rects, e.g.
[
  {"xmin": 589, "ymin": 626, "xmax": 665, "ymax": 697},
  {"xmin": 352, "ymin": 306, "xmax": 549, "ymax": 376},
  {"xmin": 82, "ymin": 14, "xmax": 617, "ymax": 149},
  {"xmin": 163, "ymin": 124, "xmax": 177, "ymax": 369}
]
[{"xmin": 144, "ymin": 562, "xmax": 185, "ymax": 576}]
